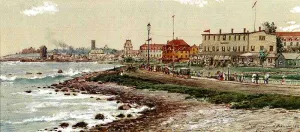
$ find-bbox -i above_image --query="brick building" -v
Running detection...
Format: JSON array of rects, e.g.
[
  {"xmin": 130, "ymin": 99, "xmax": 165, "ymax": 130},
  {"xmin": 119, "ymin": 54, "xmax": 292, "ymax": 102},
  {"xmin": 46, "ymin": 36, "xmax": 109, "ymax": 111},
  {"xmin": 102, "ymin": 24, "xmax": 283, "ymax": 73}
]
[{"xmin": 139, "ymin": 43, "xmax": 164, "ymax": 60}]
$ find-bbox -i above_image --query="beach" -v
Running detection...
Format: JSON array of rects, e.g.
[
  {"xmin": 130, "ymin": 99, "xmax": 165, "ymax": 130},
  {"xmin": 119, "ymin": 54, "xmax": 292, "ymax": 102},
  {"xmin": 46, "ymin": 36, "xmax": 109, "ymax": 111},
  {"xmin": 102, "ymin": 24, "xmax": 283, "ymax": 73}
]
[{"xmin": 1, "ymin": 62, "xmax": 300, "ymax": 132}]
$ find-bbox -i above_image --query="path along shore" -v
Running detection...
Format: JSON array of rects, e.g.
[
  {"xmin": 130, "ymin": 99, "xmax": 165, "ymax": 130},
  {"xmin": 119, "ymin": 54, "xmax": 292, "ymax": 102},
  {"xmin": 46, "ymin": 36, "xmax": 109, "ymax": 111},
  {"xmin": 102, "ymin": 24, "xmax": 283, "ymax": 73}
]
[
  {"xmin": 130, "ymin": 69, "xmax": 300, "ymax": 96},
  {"xmin": 48, "ymin": 68, "xmax": 300, "ymax": 131}
]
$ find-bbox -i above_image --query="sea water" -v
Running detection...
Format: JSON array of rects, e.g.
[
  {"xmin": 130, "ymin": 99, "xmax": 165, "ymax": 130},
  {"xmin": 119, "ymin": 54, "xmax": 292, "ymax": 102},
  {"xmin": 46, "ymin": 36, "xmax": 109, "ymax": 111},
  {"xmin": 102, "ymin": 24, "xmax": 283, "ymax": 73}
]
[{"xmin": 0, "ymin": 62, "xmax": 146, "ymax": 132}]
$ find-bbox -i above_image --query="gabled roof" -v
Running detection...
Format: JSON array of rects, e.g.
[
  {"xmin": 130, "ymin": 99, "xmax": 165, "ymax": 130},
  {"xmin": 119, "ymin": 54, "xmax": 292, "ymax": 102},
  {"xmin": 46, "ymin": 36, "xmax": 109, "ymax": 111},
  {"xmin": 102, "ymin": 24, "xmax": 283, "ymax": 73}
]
[
  {"xmin": 282, "ymin": 53, "xmax": 300, "ymax": 60},
  {"xmin": 167, "ymin": 39, "xmax": 189, "ymax": 46}
]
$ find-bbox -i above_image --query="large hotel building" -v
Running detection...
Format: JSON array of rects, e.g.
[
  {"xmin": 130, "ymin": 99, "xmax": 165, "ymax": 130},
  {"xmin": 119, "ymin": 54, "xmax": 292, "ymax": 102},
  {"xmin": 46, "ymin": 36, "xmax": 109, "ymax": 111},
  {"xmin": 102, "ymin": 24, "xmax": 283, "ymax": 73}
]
[{"xmin": 200, "ymin": 27, "xmax": 277, "ymax": 67}]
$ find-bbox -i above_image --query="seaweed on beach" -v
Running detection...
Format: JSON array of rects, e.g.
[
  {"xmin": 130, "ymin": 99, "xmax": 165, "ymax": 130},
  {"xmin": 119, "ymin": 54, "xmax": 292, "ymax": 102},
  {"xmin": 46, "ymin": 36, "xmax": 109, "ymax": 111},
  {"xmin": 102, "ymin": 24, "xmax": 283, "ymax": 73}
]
[{"xmin": 92, "ymin": 73, "xmax": 300, "ymax": 110}]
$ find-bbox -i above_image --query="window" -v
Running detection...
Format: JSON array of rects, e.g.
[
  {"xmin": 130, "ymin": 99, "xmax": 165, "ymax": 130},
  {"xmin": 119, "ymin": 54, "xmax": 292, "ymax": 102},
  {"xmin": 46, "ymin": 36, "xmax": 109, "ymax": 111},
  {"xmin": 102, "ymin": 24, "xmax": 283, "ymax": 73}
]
[
  {"xmin": 208, "ymin": 47, "xmax": 210, "ymax": 51},
  {"xmin": 234, "ymin": 35, "xmax": 237, "ymax": 41},
  {"xmin": 216, "ymin": 46, "xmax": 219, "ymax": 51},
  {"xmin": 259, "ymin": 36, "xmax": 266, "ymax": 41},
  {"xmin": 238, "ymin": 35, "xmax": 241, "ymax": 41},
  {"xmin": 251, "ymin": 46, "xmax": 255, "ymax": 51},
  {"xmin": 204, "ymin": 35, "xmax": 206, "ymax": 40},
  {"xmin": 223, "ymin": 35, "xmax": 226, "ymax": 41},
  {"xmin": 243, "ymin": 46, "xmax": 245, "ymax": 52},
  {"xmin": 229, "ymin": 36, "xmax": 231, "ymax": 41},
  {"xmin": 222, "ymin": 46, "xmax": 225, "ymax": 52},
  {"xmin": 243, "ymin": 35, "xmax": 246, "ymax": 41},
  {"xmin": 238, "ymin": 46, "xmax": 240, "ymax": 52},
  {"xmin": 208, "ymin": 35, "xmax": 210, "ymax": 40},
  {"xmin": 290, "ymin": 42, "xmax": 293, "ymax": 46},
  {"xmin": 212, "ymin": 46, "xmax": 215, "ymax": 51},
  {"xmin": 297, "ymin": 42, "xmax": 299, "ymax": 46},
  {"xmin": 284, "ymin": 42, "xmax": 286, "ymax": 46},
  {"xmin": 268, "ymin": 58, "xmax": 272, "ymax": 63},
  {"xmin": 204, "ymin": 46, "xmax": 206, "ymax": 51},
  {"xmin": 260, "ymin": 46, "xmax": 264, "ymax": 51},
  {"xmin": 227, "ymin": 46, "xmax": 231, "ymax": 51},
  {"xmin": 214, "ymin": 35, "xmax": 216, "ymax": 40},
  {"xmin": 269, "ymin": 46, "xmax": 274, "ymax": 52},
  {"xmin": 217, "ymin": 35, "xmax": 220, "ymax": 41}
]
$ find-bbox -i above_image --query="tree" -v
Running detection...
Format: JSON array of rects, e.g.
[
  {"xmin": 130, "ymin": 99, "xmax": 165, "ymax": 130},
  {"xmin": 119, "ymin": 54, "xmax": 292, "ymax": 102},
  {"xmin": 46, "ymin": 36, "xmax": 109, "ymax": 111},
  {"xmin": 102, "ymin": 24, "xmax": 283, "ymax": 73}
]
[
  {"xmin": 262, "ymin": 22, "xmax": 277, "ymax": 34},
  {"xmin": 276, "ymin": 37, "xmax": 284, "ymax": 53},
  {"xmin": 259, "ymin": 49, "xmax": 268, "ymax": 66}
]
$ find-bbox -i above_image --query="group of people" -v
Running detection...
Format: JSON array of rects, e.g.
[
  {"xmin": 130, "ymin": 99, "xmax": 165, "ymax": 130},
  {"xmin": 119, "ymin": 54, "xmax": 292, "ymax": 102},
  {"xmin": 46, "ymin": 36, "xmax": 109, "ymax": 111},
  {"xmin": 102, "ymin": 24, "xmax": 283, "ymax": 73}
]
[{"xmin": 251, "ymin": 73, "xmax": 271, "ymax": 84}]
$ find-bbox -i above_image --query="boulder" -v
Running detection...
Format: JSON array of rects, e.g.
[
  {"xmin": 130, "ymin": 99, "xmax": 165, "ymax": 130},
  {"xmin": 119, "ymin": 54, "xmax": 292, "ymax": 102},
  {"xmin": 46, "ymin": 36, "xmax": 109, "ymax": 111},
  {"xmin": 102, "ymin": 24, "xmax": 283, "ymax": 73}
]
[
  {"xmin": 25, "ymin": 90, "xmax": 32, "ymax": 93},
  {"xmin": 64, "ymin": 93, "xmax": 70, "ymax": 96},
  {"xmin": 61, "ymin": 87, "xmax": 70, "ymax": 92},
  {"xmin": 118, "ymin": 104, "xmax": 131, "ymax": 110},
  {"xmin": 36, "ymin": 72, "xmax": 42, "ymax": 75},
  {"xmin": 96, "ymin": 98, "xmax": 101, "ymax": 100},
  {"xmin": 72, "ymin": 121, "xmax": 88, "ymax": 128},
  {"xmin": 73, "ymin": 93, "xmax": 77, "ymax": 96},
  {"xmin": 26, "ymin": 72, "xmax": 32, "ymax": 74},
  {"xmin": 116, "ymin": 114, "xmax": 125, "ymax": 118},
  {"xmin": 57, "ymin": 69, "xmax": 63, "ymax": 73},
  {"xmin": 127, "ymin": 114, "xmax": 133, "ymax": 118},
  {"xmin": 59, "ymin": 122, "xmax": 69, "ymax": 128},
  {"xmin": 95, "ymin": 114, "xmax": 105, "ymax": 120},
  {"xmin": 55, "ymin": 89, "xmax": 59, "ymax": 92},
  {"xmin": 98, "ymin": 81, "xmax": 103, "ymax": 84}
]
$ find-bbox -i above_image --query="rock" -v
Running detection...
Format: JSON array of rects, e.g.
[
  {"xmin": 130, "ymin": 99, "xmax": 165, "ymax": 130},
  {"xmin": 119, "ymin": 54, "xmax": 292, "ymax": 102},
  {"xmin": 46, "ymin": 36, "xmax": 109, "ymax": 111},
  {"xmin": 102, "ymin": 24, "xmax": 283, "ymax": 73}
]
[
  {"xmin": 107, "ymin": 97, "xmax": 116, "ymax": 101},
  {"xmin": 90, "ymin": 96, "xmax": 94, "ymax": 98},
  {"xmin": 73, "ymin": 93, "xmax": 77, "ymax": 96},
  {"xmin": 96, "ymin": 98, "xmax": 101, "ymax": 100},
  {"xmin": 95, "ymin": 114, "xmax": 105, "ymax": 120},
  {"xmin": 37, "ymin": 72, "xmax": 42, "ymax": 75},
  {"xmin": 59, "ymin": 122, "xmax": 69, "ymax": 128},
  {"xmin": 72, "ymin": 121, "xmax": 88, "ymax": 128},
  {"xmin": 81, "ymin": 91, "xmax": 88, "ymax": 94},
  {"xmin": 61, "ymin": 87, "xmax": 70, "ymax": 92},
  {"xmin": 25, "ymin": 90, "xmax": 32, "ymax": 93},
  {"xmin": 26, "ymin": 72, "xmax": 32, "ymax": 74},
  {"xmin": 118, "ymin": 104, "xmax": 131, "ymax": 110},
  {"xmin": 64, "ymin": 93, "xmax": 70, "ymax": 96},
  {"xmin": 55, "ymin": 89, "xmax": 59, "ymax": 92},
  {"xmin": 47, "ymin": 86, "xmax": 51, "ymax": 88},
  {"xmin": 37, "ymin": 87, "xmax": 41, "ymax": 88},
  {"xmin": 53, "ymin": 127, "xmax": 58, "ymax": 129},
  {"xmin": 57, "ymin": 69, "xmax": 63, "ymax": 73},
  {"xmin": 98, "ymin": 81, "xmax": 103, "ymax": 84},
  {"xmin": 51, "ymin": 84, "xmax": 58, "ymax": 87},
  {"xmin": 116, "ymin": 114, "xmax": 125, "ymax": 118},
  {"xmin": 127, "ymin": 114, "xmax": 133, "ymax": 118}
]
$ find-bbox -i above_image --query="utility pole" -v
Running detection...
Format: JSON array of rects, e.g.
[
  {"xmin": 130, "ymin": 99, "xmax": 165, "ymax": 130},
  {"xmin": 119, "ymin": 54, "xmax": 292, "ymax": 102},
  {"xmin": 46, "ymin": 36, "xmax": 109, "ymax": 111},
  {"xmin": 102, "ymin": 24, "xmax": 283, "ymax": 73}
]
[
  {"xmin": 172, "ymin": 15, "xmax": 175, "ymax": 71},
  {"xmin": 147, "ymin": 23, "xmax": 151, "ymax": 66}
]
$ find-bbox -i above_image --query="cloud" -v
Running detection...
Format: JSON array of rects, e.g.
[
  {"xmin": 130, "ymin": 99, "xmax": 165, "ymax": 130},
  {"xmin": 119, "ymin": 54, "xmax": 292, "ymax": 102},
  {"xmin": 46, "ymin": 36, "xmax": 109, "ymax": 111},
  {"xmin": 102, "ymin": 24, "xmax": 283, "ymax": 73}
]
[
  {"xmin": 21, "ymin": 1, "xmax": 59, "ymax": 16},
  {"xmin": 174, "ymin": 0, "xmax": 224, "ymax": 7},
  {"xmin": 290, "ymin": 6, "xmax": 300, "ymax": 13},
  {"xmin": 279, "ymin": 21, "xmax": 300, "ymax": 31}
]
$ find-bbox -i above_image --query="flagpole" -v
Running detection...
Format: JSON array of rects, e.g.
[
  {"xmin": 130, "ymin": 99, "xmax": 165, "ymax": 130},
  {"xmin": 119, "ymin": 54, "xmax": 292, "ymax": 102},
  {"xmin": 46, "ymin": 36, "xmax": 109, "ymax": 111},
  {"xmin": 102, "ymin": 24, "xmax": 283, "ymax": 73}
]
[{"xmin": 254, "ymin": 1, "xmax": 257, "ymax": 32}]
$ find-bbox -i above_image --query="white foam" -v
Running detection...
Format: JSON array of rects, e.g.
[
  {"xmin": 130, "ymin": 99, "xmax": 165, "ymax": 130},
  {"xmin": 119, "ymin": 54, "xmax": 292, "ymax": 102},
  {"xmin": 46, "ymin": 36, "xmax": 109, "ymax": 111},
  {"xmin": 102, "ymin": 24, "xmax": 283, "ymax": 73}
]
[{"xmin": 0, "ymin": 75, "xmax": 17, "ymax": 81}]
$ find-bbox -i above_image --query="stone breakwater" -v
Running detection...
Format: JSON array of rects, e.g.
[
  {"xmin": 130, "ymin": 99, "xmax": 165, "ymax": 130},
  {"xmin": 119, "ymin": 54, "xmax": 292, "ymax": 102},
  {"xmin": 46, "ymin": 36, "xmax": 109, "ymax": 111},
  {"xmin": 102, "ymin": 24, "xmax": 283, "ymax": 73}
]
[{"xmin": 46, "ymin": 70, "xmax": 190, "ymax": 131}]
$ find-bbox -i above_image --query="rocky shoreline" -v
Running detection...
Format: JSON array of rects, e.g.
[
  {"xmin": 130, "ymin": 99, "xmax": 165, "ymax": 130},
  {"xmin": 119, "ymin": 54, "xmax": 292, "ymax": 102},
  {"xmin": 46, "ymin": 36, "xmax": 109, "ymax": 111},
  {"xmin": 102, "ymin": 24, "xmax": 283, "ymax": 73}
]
[{"xmin": 45, "ymin": 69, "xmax": 190, "ymax": 131}]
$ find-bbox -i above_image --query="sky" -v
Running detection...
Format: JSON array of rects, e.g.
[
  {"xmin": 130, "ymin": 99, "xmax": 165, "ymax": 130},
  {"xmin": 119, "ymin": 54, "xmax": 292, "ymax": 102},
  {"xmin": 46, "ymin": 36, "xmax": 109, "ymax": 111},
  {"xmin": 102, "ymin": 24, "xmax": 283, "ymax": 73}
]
[{"xmin": 1, "ymin": 0, "xmax": 300, "ymax": 56}]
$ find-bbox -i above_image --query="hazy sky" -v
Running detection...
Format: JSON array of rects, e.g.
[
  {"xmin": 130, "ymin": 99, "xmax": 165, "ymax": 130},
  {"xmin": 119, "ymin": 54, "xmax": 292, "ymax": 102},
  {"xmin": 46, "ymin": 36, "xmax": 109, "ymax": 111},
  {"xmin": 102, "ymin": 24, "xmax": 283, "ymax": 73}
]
[{"xmin": 1, "ymin": 0, "xmax": 300, "ymax": 56}]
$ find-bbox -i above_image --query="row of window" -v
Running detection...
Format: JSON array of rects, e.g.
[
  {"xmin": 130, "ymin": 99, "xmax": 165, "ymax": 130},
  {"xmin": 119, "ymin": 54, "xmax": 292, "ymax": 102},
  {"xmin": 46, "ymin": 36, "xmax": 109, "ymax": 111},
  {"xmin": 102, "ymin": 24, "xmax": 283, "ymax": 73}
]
[
  {"xmin": 204, "ymin": 46, "xmax": 246, "ymax": 52},
  {"xmin": 164, "ymin": 51, "xmax": 190, "ymax": 53},
  {"xmin": 203, "ymin": 46, "xmax": 274, "ymax": 52},
  {"xmin": 141, "ymin": 50, "xmax": 162, "ymax": 52},
  {"xmin": 204, "ymin": 34, "xmax": 248, "ymax": 41},
  {"xmin": 141, "ymin": 47, "xmax": 163, "ymax": 50},
  {"xmin": 145, "ymin": 54, "xmax": 162, "ymax": 57},
  {"xmin": 283, "ymin": 42, "xmax": 300, "ymax": 46},
  {"xmin": 164, "ymin": 55, "xmax": 189, "ymax": 58}
]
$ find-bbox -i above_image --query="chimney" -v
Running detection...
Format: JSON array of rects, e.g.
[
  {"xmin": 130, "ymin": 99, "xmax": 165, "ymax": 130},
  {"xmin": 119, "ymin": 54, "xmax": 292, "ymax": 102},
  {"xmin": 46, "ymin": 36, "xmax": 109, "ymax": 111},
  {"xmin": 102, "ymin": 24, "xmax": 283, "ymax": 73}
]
[
  {"xmin": 259, "ymin": 27, "xmax": 261, "ymax": 32},
  {"xmin": 231, "ymin": 28, "xmax": 234, "ymax": 33},
  {"xmin": 91, "ymin": 40, "xmax": 96, "ymax": 50},
  {"xmin": 244, "ymin": 28, "xmax": 246, "ymax": 33},
  {"xmin": 219, "ymin": 29, "xmax": 222, "ymax": 34}
]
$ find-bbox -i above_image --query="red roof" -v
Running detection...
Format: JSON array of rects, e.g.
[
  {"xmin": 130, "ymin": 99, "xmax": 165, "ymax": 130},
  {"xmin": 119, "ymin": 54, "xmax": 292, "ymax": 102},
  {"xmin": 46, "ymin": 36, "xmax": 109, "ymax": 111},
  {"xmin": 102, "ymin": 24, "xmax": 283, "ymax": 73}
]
[
  {"xmin": 140, "ymin": 44, "xmax": 165, "ymax": 48},
  {"xmin": 167, "ymin": 39, "xmax": 189, "ymax": 46},
  {"xmin": 276, "ymin": 32, "xmax": 300, "ymax": 37}
]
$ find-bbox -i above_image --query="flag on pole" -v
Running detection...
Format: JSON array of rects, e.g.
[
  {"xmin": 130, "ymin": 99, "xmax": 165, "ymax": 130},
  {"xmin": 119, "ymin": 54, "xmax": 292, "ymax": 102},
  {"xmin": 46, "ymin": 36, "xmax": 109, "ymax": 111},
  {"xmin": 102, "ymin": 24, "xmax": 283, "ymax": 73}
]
[
  {"xmin": 204, "ymin": 29, "xmax": 210, "ymax": 33},
  {"xmin": 252, "ymin": 1, "xmax": 257, "ymax": 8}
]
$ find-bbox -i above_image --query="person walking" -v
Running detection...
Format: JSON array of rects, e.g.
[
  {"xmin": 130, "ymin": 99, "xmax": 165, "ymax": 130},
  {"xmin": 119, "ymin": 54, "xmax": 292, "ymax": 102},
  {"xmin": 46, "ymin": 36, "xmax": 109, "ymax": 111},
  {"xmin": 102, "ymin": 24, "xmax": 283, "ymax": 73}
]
[
  {"xmin": 255, "ymin": 73, "xmax": 259, "ymax": 84},
  {"xmin": 264, "ymin": 73, "xmax": 270, "ymax": 84},
  {"xmin": 281, "ymin": 75, "xmax": 286, "ymax": 85}
]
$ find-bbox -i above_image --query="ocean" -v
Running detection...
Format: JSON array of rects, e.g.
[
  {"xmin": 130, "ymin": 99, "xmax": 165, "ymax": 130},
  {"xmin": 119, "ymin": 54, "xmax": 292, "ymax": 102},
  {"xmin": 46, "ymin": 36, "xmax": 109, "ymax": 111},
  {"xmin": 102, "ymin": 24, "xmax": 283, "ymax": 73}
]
[{"xmin": 0, "ymin": 62, "xmax": 146, "ymax": 132}]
